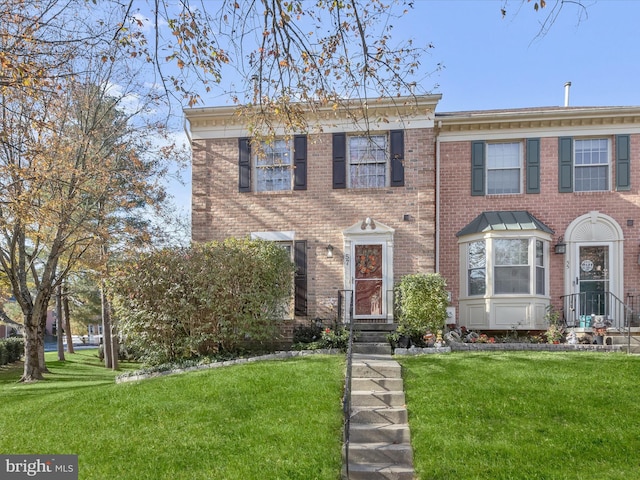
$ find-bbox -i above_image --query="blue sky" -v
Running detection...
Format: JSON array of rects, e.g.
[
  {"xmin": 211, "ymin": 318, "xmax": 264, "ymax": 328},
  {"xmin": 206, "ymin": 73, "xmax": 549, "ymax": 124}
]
[
  {"xmin": 408, "ymin": 0, "xmax": 640, "ymax": 111},
  {"xmin": 169, "ymin": 0, "xmax": 640, "ymax": 223}
]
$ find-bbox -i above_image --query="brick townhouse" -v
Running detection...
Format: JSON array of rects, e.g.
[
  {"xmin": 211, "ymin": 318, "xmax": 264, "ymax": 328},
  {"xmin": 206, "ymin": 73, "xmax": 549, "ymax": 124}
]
[{"xmin": 185, "ymin": 96, "xmax": 640, "ymax": 337}]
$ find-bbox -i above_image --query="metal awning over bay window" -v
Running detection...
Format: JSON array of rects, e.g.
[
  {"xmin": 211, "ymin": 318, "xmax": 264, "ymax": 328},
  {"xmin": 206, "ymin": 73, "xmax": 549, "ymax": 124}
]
[{"xmin": 456, "ymin": 211, "xmax": 554, "ymax": 330}]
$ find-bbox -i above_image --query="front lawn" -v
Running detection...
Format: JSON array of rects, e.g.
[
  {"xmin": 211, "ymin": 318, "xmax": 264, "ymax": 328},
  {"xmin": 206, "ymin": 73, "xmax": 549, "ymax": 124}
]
[
  {"xmin": 0, "ymin": 350, "xmax": 345, "ymax": 480},
  {"xmin": 399, "ymin": 351, "xmax": 640, "ymax": 480}
]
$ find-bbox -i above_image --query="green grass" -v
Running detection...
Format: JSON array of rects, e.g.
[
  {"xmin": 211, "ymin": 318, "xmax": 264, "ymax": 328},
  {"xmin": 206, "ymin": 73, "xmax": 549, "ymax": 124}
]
[
  {"xmin": 0, "ymin": 350, "xmax": 345, "ymax": 480},
  {"xmin": 399, "ymin": 352, "xmax": 640, "ymax": 480}
]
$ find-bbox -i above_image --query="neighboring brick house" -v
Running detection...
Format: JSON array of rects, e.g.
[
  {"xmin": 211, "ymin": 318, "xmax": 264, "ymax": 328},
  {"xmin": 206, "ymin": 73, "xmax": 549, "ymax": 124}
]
[
  {"xmin": 437, "ymin": 106, "xmax": 640, "ymax": 332},
  {"xmin": 186, "ymin": 95, "xmax": 441, "ymax": 337},
  {"xmin": 187, "ymin": 98, "xmax": 640, "ymax": 336}
]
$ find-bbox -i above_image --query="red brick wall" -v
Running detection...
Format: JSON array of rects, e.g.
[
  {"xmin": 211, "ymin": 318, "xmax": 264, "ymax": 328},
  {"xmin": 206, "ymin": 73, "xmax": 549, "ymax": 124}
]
[
  {"xmin": 192, "ymin": 128, "xmax": 438, "ymax": 330},
  {"xmin": 439, "ymin": 134, "xmax": 640, "ymax": 317}
]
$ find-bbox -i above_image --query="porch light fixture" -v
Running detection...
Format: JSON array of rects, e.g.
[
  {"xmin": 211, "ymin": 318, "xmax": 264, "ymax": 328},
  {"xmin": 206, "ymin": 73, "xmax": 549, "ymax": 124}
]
[
  {"xmin": 554, "ymin": 236, "xmax": 566, "ymax": 254},
  {"xmin": 326, "ymin": 245, "xmax": 334, "ymax": 258}
]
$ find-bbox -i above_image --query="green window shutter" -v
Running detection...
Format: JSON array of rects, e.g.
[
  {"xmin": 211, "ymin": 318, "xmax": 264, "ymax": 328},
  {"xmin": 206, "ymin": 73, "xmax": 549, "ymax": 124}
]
[
  {"xmin": 293, "ymin": 135, "xmax": 307, "ymax": 190},
  {"xmin": 558, "ymin": 137, "xmax": 573, "ymax": 193},
  {"xmin": 238, "ymin": 138, "xmax": 251, "ymax": 192},
  {"xmin": 294, "ymin": 240, "xmax": 307, "ymax": 316},
  {"xmin": 616, "ymin": 134, "xmax": 631, "ymax": 191},
  {"xmin": 332, "ymin": 133, "xmax": 346, "ymax": 189},
  {"xmin": 471, "ymin": 141, "xmax": 485, "ymax": 196},
  {"xmin": 526, "ymin": 138, "xmax": 541, "ymax": 194},
  {"xmin": 390, "ymin": 130, "xmax": 405, "ymax": 187}
]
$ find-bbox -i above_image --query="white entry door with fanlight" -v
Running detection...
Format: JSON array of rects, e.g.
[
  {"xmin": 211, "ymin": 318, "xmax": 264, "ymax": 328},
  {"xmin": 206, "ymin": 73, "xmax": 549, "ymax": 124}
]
[
  {"xmin": 576, "ymin": 244, "xmax": 610, "ymax": 320},
  {"xmin": 563, "ymin": 211, "xmax": 624, "ymax": 327}
]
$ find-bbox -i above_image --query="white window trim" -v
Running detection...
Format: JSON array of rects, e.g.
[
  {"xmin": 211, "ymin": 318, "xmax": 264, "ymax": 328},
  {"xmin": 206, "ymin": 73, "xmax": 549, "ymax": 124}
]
[
  {"xmin": 573, "ymin": 137, "xmax": 611, "ymax": 192},
  {"xmin": 486, "ymin": 141, "xmax": 523, "ymax": 195},
  {"xmin": 347, "ymin": 133, "xmax": 390, "ymax": 189},
  {"xmin": 254, "ymin": 139, "xmax": 294, "ymax": 192},
  {"xmin": 461, "ymin": 232, "xmax": 551, "ymax": 299}
]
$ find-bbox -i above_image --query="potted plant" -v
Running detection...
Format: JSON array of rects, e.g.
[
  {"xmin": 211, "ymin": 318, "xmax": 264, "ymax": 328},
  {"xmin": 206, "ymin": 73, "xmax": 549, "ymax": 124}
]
[{"xmin": 394, "ymin": 273, "xmax": 449, "ymax": 348}]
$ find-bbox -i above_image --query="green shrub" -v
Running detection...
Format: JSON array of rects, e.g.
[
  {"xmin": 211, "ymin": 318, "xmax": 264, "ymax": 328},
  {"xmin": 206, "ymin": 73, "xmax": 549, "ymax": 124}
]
[
  {"xmin": 111, "ymin": 238, "xmax": 295, "ymax": 365},
  {"xmin": 0, "ymin": 337, "xmax": 23, "ymax": 365},
  {"xmin": 0, "ymin": 343, "xmax": 7, "ymax": 366},
  {"xmin": 293, "ymin": 323, "xmax": 323, "ymax": 344},
  {"xmin": 317, "ymin": 327, "xmax": 350, "ymax": 350},
  {"xmin": 394, "ymin": 273, "xmax": 449, "ymax": 340}
]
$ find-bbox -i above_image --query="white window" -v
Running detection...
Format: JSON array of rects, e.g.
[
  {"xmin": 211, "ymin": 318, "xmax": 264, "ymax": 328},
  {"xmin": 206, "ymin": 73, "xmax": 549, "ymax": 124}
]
[
  {"xmin": 348, "ymin": 134, "xmax": 387, "ymax": 188},
  {"xmin": 494, "ymin": 239, "xmax": 529, "ymax": 294},
  {"xmin": 256, "ymin": 139, "xmax": 292, "ymax": 192},
  {"xmin": 468, "ymin": 241, "xmax": 486, "ymax": 296},
  {"xmin": 487, "ymin": 142, "xmax": 521, "ymax": 194},
  {"xmin": 535, "ymin": 240, "xmax": 545, "ymax": 296},
  {"xmin": 574, "ymin": 138, "xmax": 609, "ymax": 192},
  {"xmin": 465, "ymin": 237, "xmax": 548, "ymax": 297}
]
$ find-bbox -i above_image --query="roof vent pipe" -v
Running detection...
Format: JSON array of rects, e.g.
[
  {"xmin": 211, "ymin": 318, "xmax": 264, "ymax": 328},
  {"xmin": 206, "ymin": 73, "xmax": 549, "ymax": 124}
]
[{"xmin": 564, "ymin": 81, "xmax": 571, "ymax": 107}]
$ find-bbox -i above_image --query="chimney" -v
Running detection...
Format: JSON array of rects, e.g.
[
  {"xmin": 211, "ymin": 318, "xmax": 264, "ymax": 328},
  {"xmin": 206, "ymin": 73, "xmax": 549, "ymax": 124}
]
[{"xmin": 564, "ymin": 81, "xmax": 571, "ymax": 107}]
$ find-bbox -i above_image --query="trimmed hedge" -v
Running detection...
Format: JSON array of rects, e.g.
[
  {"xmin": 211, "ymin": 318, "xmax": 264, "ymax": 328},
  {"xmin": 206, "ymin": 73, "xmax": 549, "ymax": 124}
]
[{"xmin": 0, "ymin": 337, "xmax": 24, "ymax": 366}]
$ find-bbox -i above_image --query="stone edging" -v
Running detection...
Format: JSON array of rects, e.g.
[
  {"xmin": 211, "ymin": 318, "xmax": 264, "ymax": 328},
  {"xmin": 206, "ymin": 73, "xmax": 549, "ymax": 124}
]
[
  {"xmin": 394, "ymin": 343, "xmax": 623, "ymax": 355},
  {"xmin": 115, "ymin": 348, "xmax": 341, "ymax": 384}
]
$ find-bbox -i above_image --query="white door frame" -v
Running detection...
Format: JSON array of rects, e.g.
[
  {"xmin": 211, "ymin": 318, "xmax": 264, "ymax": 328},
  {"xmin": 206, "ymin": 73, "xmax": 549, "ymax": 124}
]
[
  {"xmin": 563, "ymin": 211, "xmax": 624, "ymax": 311},
  {"xmin": 342, "ymin": 218, "xmax": 395, "ymax": 323}
]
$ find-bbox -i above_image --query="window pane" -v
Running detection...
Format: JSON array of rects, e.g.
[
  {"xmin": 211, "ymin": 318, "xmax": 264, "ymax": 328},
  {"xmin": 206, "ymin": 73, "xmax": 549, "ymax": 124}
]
[
  {"xmin": 469, "ymin": 269, "xmax": 486, "ymax": 295},
  {"xmin": 494, "ymin": 239, "xmax": 530, "ymax": 294},
  {"xmin": 257, "ymin": 166, "xmax": 291, "ymax": 191},
  {"xmin": 574, "ymin": 139, "xmax": 608, "ymax": 192},
  {"xmin": 468, "ymin": 241, "xmax": 486, "ymax": 295},
  {"xmin": 575, "ymin": 165, "xmax": 607, "ymax": 191},
  {"xmin": 495, "ymin": 239, "xmax": 528, "ymax": 265},
  {"xmin": 487, "ymin": 143, "xmax": 520, "ymax": 194},
  {"xmin": 256, "ymin": 140, "xmax": 292, "ymax": 191},
  {"xmin": 575, "ymin": 139, "xmax": 608, "ymax": 165},
  {"xmin": 495, "ymin": 266, "xmax": 530, "ymax": 294},
  {"xmin": 488, "ymin": 169, "xmax": 520, "ymax": 194},
  {"xmin": 487, "ymin": 143, "xmax": 520, "ymax": 168},
  {"xmin": 349, "ymin": 135, "xmax": 387, "ymax": 188},
  {"xmin": 536, "ymin": 240, "xmax": 545, "ymax": 295}
]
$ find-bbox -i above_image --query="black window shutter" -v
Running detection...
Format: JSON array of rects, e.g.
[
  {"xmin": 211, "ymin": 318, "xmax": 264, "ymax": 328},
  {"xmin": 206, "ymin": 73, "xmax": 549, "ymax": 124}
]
[
  {"xmin": 294, "ymin": 240, "xmax": 307, "ymax": 316},
  {"xmin": 526, "ymin": 138, "xmax": 541, "ymax": 194},
  {"xmin": 332, "ymin": 133, "xmax": 346, "ymax": 189},
  {"xmin": 390, "ymin": 130, "xmax": 405, "ymax": 187},
  {"xmin": 293, "ymin": 135, "xmax": 307, "ymax": 190},
  {"xmin": 471, "ymin": 141, "xmax": 485, "ymax": 196},
  {"xmin": 238, "ymin": 138, "xmax": 251, "ymax": 192},
  {"xmin": 558, "ymin": 137, "xmax": 573, "ymax": 193},
  {"xmin": 616, "ymin": 134, "xmax": 631, "ymax": 191}
]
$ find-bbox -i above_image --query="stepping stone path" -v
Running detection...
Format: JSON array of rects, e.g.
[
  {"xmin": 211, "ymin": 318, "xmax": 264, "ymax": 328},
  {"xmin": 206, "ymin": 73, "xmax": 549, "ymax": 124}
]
[{"xmin": 343, "ymin": 325, "xmax": 415, "ymax": 479}]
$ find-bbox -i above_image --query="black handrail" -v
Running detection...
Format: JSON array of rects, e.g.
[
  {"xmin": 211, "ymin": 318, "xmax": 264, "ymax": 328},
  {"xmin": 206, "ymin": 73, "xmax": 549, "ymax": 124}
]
[
  {"xmin": 339, "ymin": 289, "xmax": 354, "ymax": 478},
  {"xmin": 560, "ymin": 291, "xmax": 638, "ymax": 351}
]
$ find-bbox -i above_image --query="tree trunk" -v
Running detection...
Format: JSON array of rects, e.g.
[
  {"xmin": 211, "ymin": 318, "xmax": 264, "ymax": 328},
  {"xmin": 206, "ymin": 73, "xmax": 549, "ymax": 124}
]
[
  {"xmin": 101, "ymin": 285, "xmax": 113, "ymax": 369},
  {"xmin": 38, "ymin": 313, "xmax": 50, "ymax": 373},
  {"xmin": 56, "ymin": 286, "xmax": 65, "ymax": 362},
  {"xmin": 63, "ymin": 284, "xmax": 74, "ymax": 354},
  {"xmin": 21, "ymin": 317, "xmax": 45, "ymax": 382}
]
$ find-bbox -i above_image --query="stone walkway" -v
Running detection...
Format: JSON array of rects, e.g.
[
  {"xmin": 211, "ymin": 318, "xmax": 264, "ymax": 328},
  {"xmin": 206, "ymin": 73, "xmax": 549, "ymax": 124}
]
[{"xmin": 344, "ymin": 327, "xmax": 415, "ymax": 479}]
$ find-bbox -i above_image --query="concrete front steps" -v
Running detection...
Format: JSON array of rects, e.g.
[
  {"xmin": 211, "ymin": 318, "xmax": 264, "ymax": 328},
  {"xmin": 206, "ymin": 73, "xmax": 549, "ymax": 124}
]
[
  {"xmin": 604, "ymin": 331, "xmax": 640, "ymax": 354},
  {"xmin": 344, "ymin": 323, "xmax": 415, "ymax": 480}
]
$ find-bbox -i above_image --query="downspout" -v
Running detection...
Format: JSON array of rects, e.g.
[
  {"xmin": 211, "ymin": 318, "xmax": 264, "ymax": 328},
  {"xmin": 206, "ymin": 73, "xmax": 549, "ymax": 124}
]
[
  {"xmin": 183, "ymin": 115, "xmax": 192, "ymax": 143},
  {"xmin": 435, "ymin": 119, "xmax": 442, "ymax": 273}
]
